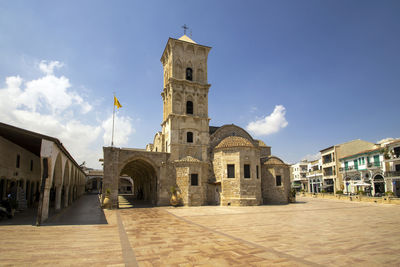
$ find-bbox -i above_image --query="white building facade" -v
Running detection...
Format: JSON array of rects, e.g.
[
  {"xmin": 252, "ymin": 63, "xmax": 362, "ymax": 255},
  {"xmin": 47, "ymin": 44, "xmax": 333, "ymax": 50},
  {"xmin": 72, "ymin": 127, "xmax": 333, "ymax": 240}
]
[
  {"xmin": 291, "ymin": 161, "xmax": 308, "ymax": 191},
  {"xmin": 307, "ymin": 159, "xmax": 323, "ymax": 193}
]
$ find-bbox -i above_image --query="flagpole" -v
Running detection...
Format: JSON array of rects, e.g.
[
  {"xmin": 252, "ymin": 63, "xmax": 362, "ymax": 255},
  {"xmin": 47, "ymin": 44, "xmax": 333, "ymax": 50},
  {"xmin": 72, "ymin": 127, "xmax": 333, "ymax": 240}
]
[{"xmin": 111, "ymin": 93, "xmax": 115, "ymax": 147}]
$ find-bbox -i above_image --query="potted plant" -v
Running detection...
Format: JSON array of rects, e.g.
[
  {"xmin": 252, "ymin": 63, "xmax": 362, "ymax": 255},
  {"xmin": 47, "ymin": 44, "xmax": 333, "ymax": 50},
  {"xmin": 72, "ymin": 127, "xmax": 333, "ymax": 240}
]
[
  {"xmin": 102, "ymin": 188, "xmax": 112, "ymax": 209},
  {"xmin": 170, "ymin": 186, "xmax": 181, "ymax": 207}
]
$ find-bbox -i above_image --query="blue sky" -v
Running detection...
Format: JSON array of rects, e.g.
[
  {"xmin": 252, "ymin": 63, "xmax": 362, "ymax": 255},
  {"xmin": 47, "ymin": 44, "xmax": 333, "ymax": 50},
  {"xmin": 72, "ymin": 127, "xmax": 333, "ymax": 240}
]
[{"xmin": 1, "ymin": 1, "xmax": 399, "ymax": 168}]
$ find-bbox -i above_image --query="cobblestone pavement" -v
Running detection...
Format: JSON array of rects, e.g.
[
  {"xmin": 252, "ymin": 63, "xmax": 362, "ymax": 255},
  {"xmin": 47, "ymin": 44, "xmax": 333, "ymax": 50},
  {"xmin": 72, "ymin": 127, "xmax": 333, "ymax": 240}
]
[{"xmin": 1, "ymin": 195, "xmax": 399, "ymax": 266}]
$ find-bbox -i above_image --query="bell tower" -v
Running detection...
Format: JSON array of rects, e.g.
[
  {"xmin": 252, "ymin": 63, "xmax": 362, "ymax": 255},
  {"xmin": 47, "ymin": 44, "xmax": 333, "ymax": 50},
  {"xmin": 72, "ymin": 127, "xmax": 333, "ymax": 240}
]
[{"xmin": 160, "ymin": 35, "xmax": 212, "ymax": 161}]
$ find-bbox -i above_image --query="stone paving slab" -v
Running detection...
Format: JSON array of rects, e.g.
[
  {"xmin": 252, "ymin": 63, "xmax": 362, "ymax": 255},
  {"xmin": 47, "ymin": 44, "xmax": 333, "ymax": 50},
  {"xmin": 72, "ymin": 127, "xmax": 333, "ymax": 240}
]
[
  {"xmin": 166, "ymin": 197, "xmax": 400, "ymax": 266},
  {"xmin": 0, "ymin": 196, "xmax": 399, "ymax": 266},
  {"xmin": 0, "ymin": 209, "xmax": 123, "ymax": 266}
]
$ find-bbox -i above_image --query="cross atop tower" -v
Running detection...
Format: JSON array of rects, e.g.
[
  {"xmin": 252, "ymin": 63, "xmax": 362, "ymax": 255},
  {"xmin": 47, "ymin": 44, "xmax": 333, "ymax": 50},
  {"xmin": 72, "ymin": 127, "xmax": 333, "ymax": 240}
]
[{"xmin": 182, "ymin": 24, "xmax": 189, "ymax": 35}]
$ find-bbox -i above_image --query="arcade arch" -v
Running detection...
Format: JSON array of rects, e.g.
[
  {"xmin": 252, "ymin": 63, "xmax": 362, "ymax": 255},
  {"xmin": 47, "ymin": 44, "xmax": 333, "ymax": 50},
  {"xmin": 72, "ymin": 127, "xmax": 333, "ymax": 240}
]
[{"xmin": 119, "ymin": 158, "xmax": 157, "ymax": 204}]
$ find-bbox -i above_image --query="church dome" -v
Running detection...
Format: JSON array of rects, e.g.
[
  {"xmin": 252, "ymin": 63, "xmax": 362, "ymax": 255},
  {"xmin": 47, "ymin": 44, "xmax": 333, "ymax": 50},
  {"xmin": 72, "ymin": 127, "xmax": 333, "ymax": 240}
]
[
  {"xmin": 263, "ymin": 156, "xmax": 286, "ymax": 165},
  {"xmin": 215, "ymin": 136, "xmax": 254, "ymax": 149}
]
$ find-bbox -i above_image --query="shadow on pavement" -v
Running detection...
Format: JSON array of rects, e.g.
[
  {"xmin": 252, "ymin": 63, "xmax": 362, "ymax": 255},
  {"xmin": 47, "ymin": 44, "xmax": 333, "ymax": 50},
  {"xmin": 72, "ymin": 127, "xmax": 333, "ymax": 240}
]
[
  {"xmin": 0, "ymin": 207, "xmax": 37, "ymax": 226},
  {"xmin": 43, "ymin": 194, "xmax": 108, "ymax": 226}
]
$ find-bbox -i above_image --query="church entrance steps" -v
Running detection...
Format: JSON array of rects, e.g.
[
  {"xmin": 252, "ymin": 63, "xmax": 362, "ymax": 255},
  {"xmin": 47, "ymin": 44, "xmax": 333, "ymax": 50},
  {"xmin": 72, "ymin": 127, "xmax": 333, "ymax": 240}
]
[{"xmin": 118, "ymin": 194, "xmax": 154, "ymax": 209}]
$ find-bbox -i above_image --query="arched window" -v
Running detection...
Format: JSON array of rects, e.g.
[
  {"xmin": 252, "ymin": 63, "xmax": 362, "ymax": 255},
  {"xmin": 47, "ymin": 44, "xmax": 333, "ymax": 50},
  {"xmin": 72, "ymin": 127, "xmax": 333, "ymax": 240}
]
[
  {"xmin": 187, "ymin": 132, "xmax": 193, "ymax": 143},
  {"xmin": 186, "ymin": 68, "xmax": 193, "ymax": 81},
  {"xmin": 186, "ymin": 101, "xmax": 193, "ymax": 114}
]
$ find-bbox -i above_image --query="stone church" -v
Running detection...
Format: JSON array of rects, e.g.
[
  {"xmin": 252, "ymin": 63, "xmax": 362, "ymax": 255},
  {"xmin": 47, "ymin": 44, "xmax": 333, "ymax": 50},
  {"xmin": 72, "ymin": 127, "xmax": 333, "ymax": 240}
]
[{"xmin": 102, "ymin": 35, "xmax": 290, "ymax": 208}]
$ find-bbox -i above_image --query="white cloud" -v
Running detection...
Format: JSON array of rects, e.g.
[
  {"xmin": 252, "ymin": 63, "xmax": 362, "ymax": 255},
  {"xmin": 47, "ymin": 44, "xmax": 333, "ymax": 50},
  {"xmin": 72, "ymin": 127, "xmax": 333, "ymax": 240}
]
[
  {"xmin": 246, "ymin": 105, "xmax": 288, "ymax": 136},
  {"xmin": 0, "ymin": 60, "xmax": 134, "ymax": 168},
  {"xmin": 302, "ymin": 152, "xmax": 321, "ymax": 161},
  {"xmin": 39, "ymin": 60, "xmax": 63, "ymax": 75},
  {"xmin": 102, "ymin": 114, "xmax": 135, "ymax": 147},
  {"xmin": 250, "ymin": 106, "xmax": 258, "ymax": 113}
]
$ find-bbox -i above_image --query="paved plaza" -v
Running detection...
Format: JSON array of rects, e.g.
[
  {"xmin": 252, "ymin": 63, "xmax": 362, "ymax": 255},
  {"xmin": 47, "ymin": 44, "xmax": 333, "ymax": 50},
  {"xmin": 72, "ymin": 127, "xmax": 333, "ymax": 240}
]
[{"xmin": 0, "ymin": 195, "xmax": 399, "ymax": 266}]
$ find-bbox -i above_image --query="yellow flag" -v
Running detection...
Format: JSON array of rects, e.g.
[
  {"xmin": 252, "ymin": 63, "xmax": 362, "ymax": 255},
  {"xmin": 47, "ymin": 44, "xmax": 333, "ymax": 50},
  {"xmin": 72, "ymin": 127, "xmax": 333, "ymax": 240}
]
[{"xmin": 114, "ymin": 96, "xmax": 122, "ymax": 109}]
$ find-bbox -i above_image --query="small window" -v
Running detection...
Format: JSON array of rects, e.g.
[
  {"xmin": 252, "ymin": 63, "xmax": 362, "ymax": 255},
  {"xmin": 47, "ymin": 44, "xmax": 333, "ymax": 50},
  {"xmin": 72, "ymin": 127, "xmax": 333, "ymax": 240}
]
[
  {"xmin": 186, "ymin": 101, "xmax": 193, "ymax": 114},
  {"xmin": 191, "ymin": 174, "xmax": 198, "ymax": 186},
  {"xmin": 256, "ymin": 165, "xmax": 259, "ymax": 179},
  {"xmin": 16, "ymin": 155, "xmax": 20, "ymax": 168},
  {"xmin": 186, "ymin": 68, "xmax": 193, "ymax": 81},
  {"xmin": 187, "ymin": 132, "xmax": 193, "ymax": 143},
  {"xmin": 395, "ymin": 164, "xmax": 400, "ymax": 172},
  {"xmin": 165, "ymin": 141, "xmax": 168, "ymax": 152},
  {"xmin": 30, "ymin": 160, "xmax": 33, "ymax": 171},
  {"xmin": 244, "ymin": 164, "xmax": 250, "ymax": 178},
  {"xmin": 227, "ymin": 164, "xmax": 235, "ymax": 178},
  {"xmin": 276, "ymin": 175, "xmax": 282, "ymax": 186}
]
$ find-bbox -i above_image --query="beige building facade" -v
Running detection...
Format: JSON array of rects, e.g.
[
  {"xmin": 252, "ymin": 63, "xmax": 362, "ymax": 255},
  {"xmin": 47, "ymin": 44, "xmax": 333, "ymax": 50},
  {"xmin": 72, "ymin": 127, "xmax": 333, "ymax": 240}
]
[
  {"xmin": 320, "ymin": 139, "xmax": 376, "ymax": 193},
  {"xmin": 102, "ymin": 35, "xmax": 291, "ymax": 208},
  {"xmin": 0, "ymin": 122, "xmax": 86, "ymax": 224}
]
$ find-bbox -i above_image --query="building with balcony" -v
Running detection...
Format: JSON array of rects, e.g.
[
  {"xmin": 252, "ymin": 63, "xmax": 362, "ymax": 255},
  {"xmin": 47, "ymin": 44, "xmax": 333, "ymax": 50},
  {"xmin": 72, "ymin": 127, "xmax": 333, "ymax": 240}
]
[
  {"xmin": 320, "ymin": 139, "xmax": 376, "ymax": 193},
  {"xmin": 382, "ymin": 139, "xmax": 400, "ymax": 197},
  {"xmin": 306, "ymin": 159, "xmax": 323, "ymax": 193},
  {"xmin": 339, "ymin": 148, "xmax": 384, "ymax": 195},
  {"xmin": 291, "ymin": 161, "xmax": 308, "ymax": 191}
]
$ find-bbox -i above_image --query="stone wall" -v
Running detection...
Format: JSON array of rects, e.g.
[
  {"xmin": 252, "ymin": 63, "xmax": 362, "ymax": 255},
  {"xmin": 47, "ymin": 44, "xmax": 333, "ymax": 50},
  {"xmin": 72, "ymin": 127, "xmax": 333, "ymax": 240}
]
[
  {"xmin": 0, "ymin": 136, "xmax": 41, "ymax": 183},
  {"xmin": 175, "ymin": 166, "xmax": 189, "ymax": 205},
  {"xmin": 213, "ymin": 146, "xmax": 261, "ymax": 206},
  {"xmin": 103, "ymin": 147, "xmax": 171, "ymax": 207},
  {"xmin": 261, "ymin": 163, "xmax": 291, "ymax": 204},
  {"xmin": 174, "ymin": 161, "xmax": 207, "ymax": 206}
]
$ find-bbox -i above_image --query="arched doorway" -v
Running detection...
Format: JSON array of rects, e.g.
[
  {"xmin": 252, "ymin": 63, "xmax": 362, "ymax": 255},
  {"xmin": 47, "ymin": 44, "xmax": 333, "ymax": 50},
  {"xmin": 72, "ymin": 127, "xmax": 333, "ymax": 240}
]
[
  {"xmin": 373, "ymin": 175, "xmax": 385, "ymax": 196},
  {"xmin": 120, "ymin": 159, "xmax": 157, "ymax": 205},
  {"xmin": 119, "ymin": 176, "xmax": 134, "ymax": 195}
]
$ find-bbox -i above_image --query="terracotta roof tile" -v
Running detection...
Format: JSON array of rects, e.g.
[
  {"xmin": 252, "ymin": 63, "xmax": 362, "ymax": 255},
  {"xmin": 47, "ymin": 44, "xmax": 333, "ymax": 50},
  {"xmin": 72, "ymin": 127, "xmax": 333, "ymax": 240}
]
[{"xmin": 215, "ymin": 136, "xmax": 254, "ymax": 149}]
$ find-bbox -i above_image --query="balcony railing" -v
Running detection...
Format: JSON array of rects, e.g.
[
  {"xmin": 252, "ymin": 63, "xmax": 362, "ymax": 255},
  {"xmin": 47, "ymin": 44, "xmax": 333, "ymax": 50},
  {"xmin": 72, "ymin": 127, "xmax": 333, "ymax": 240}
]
[
  {"xmin": 384, "ymin": 154, "xmax": 400, "ymax": 161},
  {"xmin": 308, "ymin": 170, "xmax": 322, "ymax": 176},
  {"xmin": 385, "ymin": 171, "xmax": 400, "ymax": 177},
  {"xmin": 339, "ymin": 166, "xmax": 356, "ymax": 172},
  {"xmin": 367, "ymin": 162, "xmax": 381, "ymax": 168}
]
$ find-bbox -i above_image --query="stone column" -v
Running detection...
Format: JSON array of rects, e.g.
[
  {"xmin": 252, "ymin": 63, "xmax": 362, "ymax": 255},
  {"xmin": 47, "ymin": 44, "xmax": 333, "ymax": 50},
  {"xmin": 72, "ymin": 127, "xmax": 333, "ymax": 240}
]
[
  {"xmin": 64, "ymin": 185, "xmax": 69, "ymax": 208},
  {"xmin": 102, "ymin": 147, "xmax": 120, "ymax": 209},
  {"xmin": 40, "ymin": 176, "xmax": 52, "ymax": 223},
  {"xmin": 55, "ymin": 185, "xmax": 62, "ymax": 210}
]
